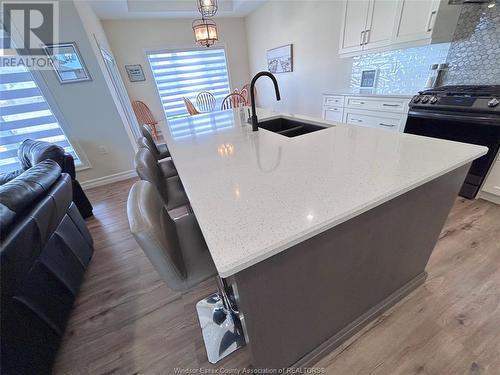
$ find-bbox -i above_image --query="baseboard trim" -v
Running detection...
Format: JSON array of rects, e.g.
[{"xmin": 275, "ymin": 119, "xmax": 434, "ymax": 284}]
[
  {"xmin": 80, "ymin": 170, "xmax": 137, "ymax": 190},
  {"xmin": 478, "ymin": 191, "xmax": 500, "ymax": 205},
  {"xmin": 294, "ymin": 271, "xmax": 428, "ymax": 368}
]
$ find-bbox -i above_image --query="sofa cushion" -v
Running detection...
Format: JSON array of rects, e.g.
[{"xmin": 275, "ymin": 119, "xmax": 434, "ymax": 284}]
[
  {"xmin": 0, "ymin": 160, "xmax": 61, "ymax": 232},
  {"xmin": 18, "ymin": 139, "xmax": 65, "ymax": 170},
  {"xmin": 0, "ymin": 169, "xmax": 23, "ymax": 185}
]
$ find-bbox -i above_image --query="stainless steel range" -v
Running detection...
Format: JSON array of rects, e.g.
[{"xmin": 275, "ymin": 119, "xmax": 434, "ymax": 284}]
[{"xmin": 404, "ymin": 85, "xmax": 500, "ymax": 199}]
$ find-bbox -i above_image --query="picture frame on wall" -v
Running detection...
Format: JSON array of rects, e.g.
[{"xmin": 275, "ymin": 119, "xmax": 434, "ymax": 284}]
[
  {"xmin": 267, "ymin": 44, "xmax": 293, "ymax": 74},
  {"xmin": 44, "ymin": 42, "xmax": 92, "ymax": 84},
  {"xmin": 125, "ymin": 64, "xmax": 146, "ymax": 82},
  {"xmin": 360, "ymin": 69, "xmax": 378, "ymax": 89}
]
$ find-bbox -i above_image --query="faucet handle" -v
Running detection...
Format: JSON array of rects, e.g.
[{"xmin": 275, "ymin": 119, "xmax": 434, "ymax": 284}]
[{"xmin": 247, "ymin": 108, "xmax": 251, "ymax": 123}]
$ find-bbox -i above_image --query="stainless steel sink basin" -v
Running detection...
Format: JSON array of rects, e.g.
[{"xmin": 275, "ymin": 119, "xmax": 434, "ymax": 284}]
[{"xmin": 257, "ymin": 117, "xmax": 330, "ymax": 137}]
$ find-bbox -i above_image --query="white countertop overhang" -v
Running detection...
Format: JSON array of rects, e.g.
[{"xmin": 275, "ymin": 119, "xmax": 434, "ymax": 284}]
[{"xmin": 161, "ymin": 108, "xmax": 487, "ymax": 277}]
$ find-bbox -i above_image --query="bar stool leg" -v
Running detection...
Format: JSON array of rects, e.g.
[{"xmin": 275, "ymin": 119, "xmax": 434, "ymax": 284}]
[{"xmin": 196, "ymin": 276, "xmax": 246, "ymax": 364}]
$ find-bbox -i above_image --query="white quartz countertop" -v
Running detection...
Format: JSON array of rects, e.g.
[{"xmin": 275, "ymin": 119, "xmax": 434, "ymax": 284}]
[{"xmin": 161, "ymin": 108, "xmax": 487, "ymax": 277}]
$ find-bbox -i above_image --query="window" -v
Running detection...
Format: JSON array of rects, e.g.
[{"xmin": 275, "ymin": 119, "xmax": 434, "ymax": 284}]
[
  {"xmin": 0, "ymin": 65, "xmax": 81, "ymax": 172},
  {"xmin": 148, "ymin": 48, "xmax": 231, "ymax": 120}
]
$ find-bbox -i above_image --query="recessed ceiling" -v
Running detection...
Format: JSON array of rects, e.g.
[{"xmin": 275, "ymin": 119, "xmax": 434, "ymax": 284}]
[{"xmin": 88, "ymin": 0, "xmax": 267, "ymax": 19}]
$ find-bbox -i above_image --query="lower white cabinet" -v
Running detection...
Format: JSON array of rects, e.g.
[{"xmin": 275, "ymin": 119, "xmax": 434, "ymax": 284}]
[
  {"xmin": 343, "ymin": 108, "xmax": 404, "ymax": 131},
  {"xmin": 482, "ymin": 161, "xmax": 500, "ymax": 198},
  {"xmin": 323, "ymin": 106, "xmax": 344, "ymax": 123},
  {"xmin": 322, "ymin": 94, "xmax": 410, "ymax": 132}
]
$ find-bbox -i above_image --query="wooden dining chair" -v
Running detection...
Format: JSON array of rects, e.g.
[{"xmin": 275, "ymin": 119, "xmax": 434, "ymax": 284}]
[
  {"xmin": 132, "ymin": 100, "xmax": 159, "ymax": 140},
  {"xmin": 183, "ymin": 97, "xmax": 201, "ymax": 116},
  {"xmin": 221, "ymin": 93, "xmax": 247, "ymax": 110},
  {"xmin": 196, "ymin": 91, "xmax": 216, "ymax": 113},
  {"xmin": 240, "ymin": 87, "xmax": 249, "ymax": 106},
  {"xmin": 240, "ymin": 84, "xmax": 256, "ymax": 106}
]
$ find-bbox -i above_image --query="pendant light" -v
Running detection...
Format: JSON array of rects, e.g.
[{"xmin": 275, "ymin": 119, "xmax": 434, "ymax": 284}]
[
  {"xmin": 197, "ymin": 0, "xmax": 218, "ymax": 18},
  {"xmin": 192, "ymin": 18, "xmax": 218, "ymax": 47},
  {"xmin": 192, "ymin": 0, "xmax": 218, "ymax": 48}
]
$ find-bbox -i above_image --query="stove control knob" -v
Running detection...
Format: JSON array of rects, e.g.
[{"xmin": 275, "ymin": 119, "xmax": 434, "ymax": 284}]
[
  {"xmin": 430, "ymin": 96, "xmax": 438, "ymax": 104},
  {"xmin": 413, "ymin": 95, "xmax": 421, "ymax": 103},
  {"xmin": 421, "ymin": 96, "xmax": 430, "ymax": 104},
  {"xmin": 488, "ymin": 98, "xmax": 499, "ymax": 108}
]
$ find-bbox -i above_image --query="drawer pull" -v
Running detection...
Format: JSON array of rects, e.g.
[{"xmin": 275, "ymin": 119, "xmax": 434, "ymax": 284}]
[
  {"xmin": 383, "ymin": 103, "xmax": 400, "ymax": 107},
  {"xmin": 379, "ymin": 123, "xmax": 395, "ymax": 127},
  {"xmin": 327, "ymin": 108, "xmax": 339, "ymax": 111},
  {"xmin": 350, "ymin": 118, "xmax": 363, "ymax": 123},
  {"xmin": 353, "ymin": 101, "xmax": 365, "ymax": 105}
]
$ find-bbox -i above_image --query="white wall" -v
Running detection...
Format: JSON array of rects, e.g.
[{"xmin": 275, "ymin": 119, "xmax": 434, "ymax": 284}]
[
  {"xmin": 36, "ymin": 0, "xmax": 135, "ymax": 184},
  {"xmin": 102, "ymin": 17, "xmax": 251, "ymax": 123},
  {"xmin": 245, "ymin": 1, "xmax": 353, "ymax": 118}
]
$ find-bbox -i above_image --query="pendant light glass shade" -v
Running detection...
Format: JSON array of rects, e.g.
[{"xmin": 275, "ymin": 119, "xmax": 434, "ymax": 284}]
[
  {"xmin": 197, "ymin": 0, "xmax": 218, "ymax": 17},
  {"xmin": 192, "ymin": 18, "xmax": 218, "ymax": 47}
]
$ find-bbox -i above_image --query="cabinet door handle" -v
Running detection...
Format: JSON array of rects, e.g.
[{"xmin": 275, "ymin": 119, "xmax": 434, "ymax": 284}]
[
  {"xmin": 364, "ymin": 29, "xmax": 371, "ymax": 45},
  {"xmin": 383, "ymin": 103, "xmax": 400, "ymax": 107},
  {"xmin": 360, "ymin": 31, "xmax": 366, "ymax": 46},
  {"xmin": 427, "ymin": 10, "xmax": 437, "ymax": 32},
  {"xmin": 379, "ymin": 123, "xmax": 395, "ymax": 127}
]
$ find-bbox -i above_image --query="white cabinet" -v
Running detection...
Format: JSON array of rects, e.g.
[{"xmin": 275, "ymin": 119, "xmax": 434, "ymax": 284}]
[
  {"xmin": 392, "ymin": 0, "xmax": 438, "ymax": 44},
  {"xmin": 340, "ymin": 0, "xmax": 370, "ymax": 54},
  {"xmin": 339, "ymin": 0, "xmax": 461, "ymax": 57},
  {"xmin": 482, "ymin": 162, "xmax": 500, "ymax": 198},
  {"xmin": 365, "ymin": 0, "xmax": 400, "ymax": 49},
  {"xmin": 344, "ymin": 96, "xmax": 409, "ymax": 113},
  {"xmin": 323, "ymin": 106, "xmax": 344, "ymax": 123},
  {"xmin": 340, "ymin": 0, "xmax": 398, "ymax": 55},
  {"xmin": 343, "ymin": 108, "xmax": 405, "ymax": 131},
  {"xmin": 322, "ymin": 94, "xmax": 410, "ymax": 132}
]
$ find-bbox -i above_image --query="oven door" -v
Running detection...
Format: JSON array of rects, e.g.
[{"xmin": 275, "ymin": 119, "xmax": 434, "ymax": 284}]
[{"xmin": 405, "ymin": 110, "xmax": 500, "ymax": 198}]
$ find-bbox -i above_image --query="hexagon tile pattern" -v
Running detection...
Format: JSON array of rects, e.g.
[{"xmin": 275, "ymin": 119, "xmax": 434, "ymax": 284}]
[{"xmin": 444, "ymin": 3, "xmax": 500, "ymax": 85}]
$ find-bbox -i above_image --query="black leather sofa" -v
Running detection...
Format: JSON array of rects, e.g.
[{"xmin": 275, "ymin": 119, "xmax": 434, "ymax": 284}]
[
  {"xmin": 0, "ymin": 139, "xmax": 93, "ymax": 218},
  {"xmin": 0, "ymin": 159, "xmax": 94, "ymax": 374}
]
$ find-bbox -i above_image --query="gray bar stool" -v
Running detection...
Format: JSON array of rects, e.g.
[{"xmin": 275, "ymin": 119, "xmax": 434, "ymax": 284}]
[
  {"xmin": 134, "ymin": 148, "xmax": 188, "ymax": 211},
  {"xmin": 140, "ymin": 125, "xmax": 170, "ymax": 160},
  {"xmin": 127, "ymin": 181, "xmax": 246, "ymax": 364},
  {"xmin": 137, "ymin": 137, "xmax": 177, "ymax": 178}
]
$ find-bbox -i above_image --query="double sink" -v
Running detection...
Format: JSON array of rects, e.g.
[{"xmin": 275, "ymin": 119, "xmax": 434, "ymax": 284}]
[{"xmin": 256, "ymin": 117, "xmax": 331, "ymax": 138}]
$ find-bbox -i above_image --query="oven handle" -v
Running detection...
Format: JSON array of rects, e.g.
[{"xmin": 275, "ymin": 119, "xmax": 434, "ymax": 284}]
[{"xmin": 408, "ymin": 110, "xmax": 500, "ymax": 125}]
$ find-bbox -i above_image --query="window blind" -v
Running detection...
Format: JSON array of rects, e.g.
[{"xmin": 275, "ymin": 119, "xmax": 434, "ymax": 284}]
[
  {"xmin": 0, "ymin": 65, "xmax": 80, "ymax": 172},
  {"xmin": 148, "ymin": 48, "xmax": 231, "ymax": 119}
]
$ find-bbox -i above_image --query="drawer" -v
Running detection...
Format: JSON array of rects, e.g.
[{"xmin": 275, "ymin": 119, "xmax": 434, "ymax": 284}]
[
  {"xmin": 343, "ymin": 109, "xmax": 405, "ymax": 131},
  {"xmin": 345, "ymin": 96, "xmax": 409, "ymax": 113},
  {"xmin": 323, "ymin": 106, "xmax": 344, "ymax": 123},
  {"xmin": 323, "ymin": 95, "xmax": 345, "ymax": 107},
  {"xmin": 482, "ymin": 162, "xmax": 500, "ymax": 197}
]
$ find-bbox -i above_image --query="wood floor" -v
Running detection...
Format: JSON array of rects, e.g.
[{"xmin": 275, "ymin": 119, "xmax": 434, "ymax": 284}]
[{"xmin": 54, "ymin": 178, "xmax": 500, "ymax": 375}]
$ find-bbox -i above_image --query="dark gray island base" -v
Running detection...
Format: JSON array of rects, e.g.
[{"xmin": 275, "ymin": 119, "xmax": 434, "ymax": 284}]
[{"xmin": 228, "ymin": 164, "xmax": 470, "ymax": 369}]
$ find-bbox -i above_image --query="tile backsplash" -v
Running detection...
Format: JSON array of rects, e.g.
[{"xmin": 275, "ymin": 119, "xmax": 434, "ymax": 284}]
[
  {"xmin": 444, "ymin": 3, "xmax": 500, "ymax": 85},
  {"xmin": 351, "ymin": 3, "xmax": 500, "ymax": 93},
  {"xmin": 350, "ymin": 44, "xmax": 450, "ymax": 95}
]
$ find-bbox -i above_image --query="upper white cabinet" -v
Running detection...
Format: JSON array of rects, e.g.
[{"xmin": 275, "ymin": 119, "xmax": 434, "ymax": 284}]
[
  {"xmin": 365, "ymin": 0, "xmax": 401, "ymax": 49},
  {"xmin": 392, "ymin": 0, "xmax": 438, "ymax": 43},
  {"xmin": 340, "ymin": 0, "xmax": 370, "ymax": 53},
  {"xmin": 339, "ymin": 0, "xmax": 461, "ymax": 57}
]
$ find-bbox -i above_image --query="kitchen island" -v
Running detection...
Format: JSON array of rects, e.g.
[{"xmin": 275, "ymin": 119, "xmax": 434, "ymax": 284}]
[{"xmin": 161, "ymin": 108, "xmax": 487, "ymax": 369}]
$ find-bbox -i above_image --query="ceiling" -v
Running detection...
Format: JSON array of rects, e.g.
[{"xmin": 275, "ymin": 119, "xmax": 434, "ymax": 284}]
[{"xmin": 88, "ymin": 0, "xmax": 267, "ymax": 19}]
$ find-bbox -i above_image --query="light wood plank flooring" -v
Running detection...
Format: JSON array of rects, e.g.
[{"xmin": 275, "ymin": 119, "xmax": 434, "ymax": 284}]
[{"xmin": 54, "ymin": 178, "xmax": 500, "ymax": 374}]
